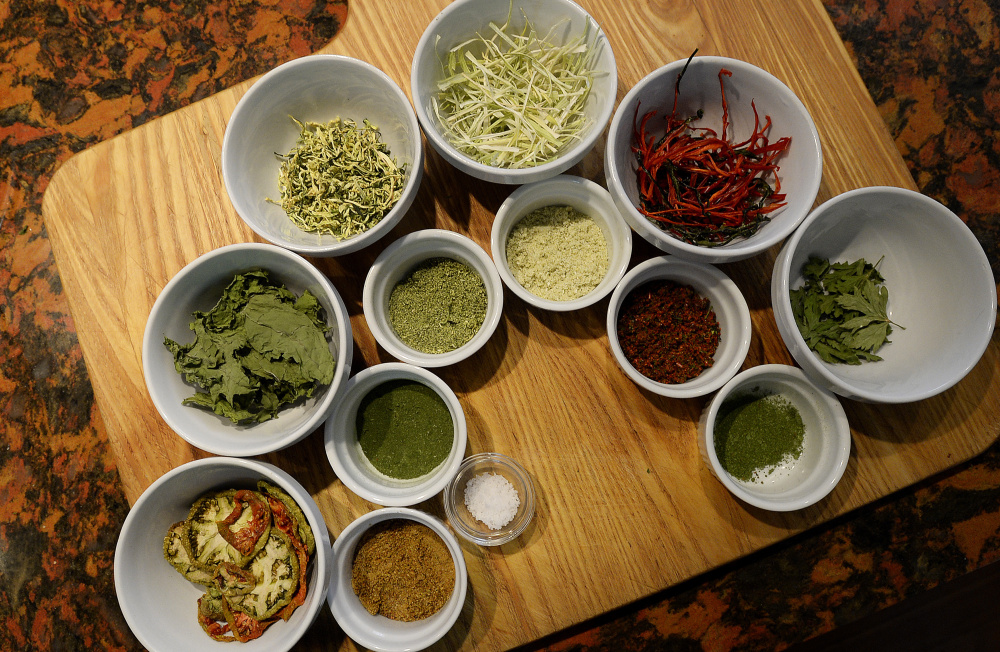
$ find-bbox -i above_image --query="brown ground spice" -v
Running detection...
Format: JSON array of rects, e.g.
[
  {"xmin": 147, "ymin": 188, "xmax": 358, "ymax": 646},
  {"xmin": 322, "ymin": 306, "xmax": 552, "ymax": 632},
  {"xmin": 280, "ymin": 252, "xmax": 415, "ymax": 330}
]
[{"xmin": 351, "ymin": 519, "xmax": 456, "ymax": 621}]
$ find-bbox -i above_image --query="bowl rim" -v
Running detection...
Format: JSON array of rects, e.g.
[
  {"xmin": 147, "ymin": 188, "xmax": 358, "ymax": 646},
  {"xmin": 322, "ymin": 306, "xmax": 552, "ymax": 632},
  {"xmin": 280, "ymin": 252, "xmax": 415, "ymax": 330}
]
[
  {"xmin": 409, "ymin": 0, "xmax": 618, "ymax": 185},
  {"xmin": 606, "ymin": 256, "xmax": 752, "ymax": 398},
  {"xmin": 604, "ymin": 54, "xmax": 823, "ymax": 263},
  {"xmin": 362, "ymin": 229, "xmax": 504, "ymax": 367},
  {"xmin": 700, "ymin": 363, "xmax": 851, "ymax": 511},
  {"xmin": 443, "ymin": 451, "xmax": 536, "ymax": 546},
  {"xmin": 327, "ymin": 506, "xmax": 468, "ymax": 652},
  {"xmin": 141, "ymin": 242, "xmax": 353, "ymax": 456},
  {"xmin": 771, "ymin": 185, "xmax": 998, "ymax": 403},
  {"xmin": 490, "ymin": 174, "xmax": 633, "ymax": 312},
  {"xmin": 114, "ymin": 457, "xmax": 333, "ymax": 652},
  {"xmin": 221, "ymin": 53, "xmax": 424, "ymax": 257},
  {"xmin": 323, "ymin": 362, "xmax": 468, "ymax": 506}
]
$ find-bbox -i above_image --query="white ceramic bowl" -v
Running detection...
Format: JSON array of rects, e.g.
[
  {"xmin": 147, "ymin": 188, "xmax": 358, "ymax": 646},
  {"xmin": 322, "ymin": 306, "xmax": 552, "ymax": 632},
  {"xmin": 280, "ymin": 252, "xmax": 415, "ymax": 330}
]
[
  {"xmin": 490, "ymin": 175, "xmax": 633, "ymax": 311},
  {"xmin": 143, "ymin": 243, "xmax": 353, "ymax": 456},
  {"xmin": 363, "ymin": 229, "xmax": 504, "ymax": 367},
  {"xmin": 605, "ymin": 55, "xmax": 823, "ymax": 263},
  {"xmin": 222, "ymin": 54, "xmax": 423, "ymax": 256},
  {"xmin": 328, "ymin": 507, "xmax": 468, "ymax": 652},
  {"xmin": 114, "ymin": 457, "xmax": 333, "ymax": 652},
  {"xmin": 411, "ymin": 0, "xmax": 617, "ymax": 184},
  {"xmin": 698, "ymin": 364, "xmax": 851, "ymax": 511},
  {"xmin": 772, "ymin": 186, "xmax": 997, "ymax": 403},
  {"xmin": 443, "ymin": 452, "xmax": 536, "ymax": 546},
  {"xmin": 324, "ymin": 363, "xmax": 468, "ymax": 507},
  {"xmin": 607, "ymin": 257, "xmax": 752, "ymax": 398}
]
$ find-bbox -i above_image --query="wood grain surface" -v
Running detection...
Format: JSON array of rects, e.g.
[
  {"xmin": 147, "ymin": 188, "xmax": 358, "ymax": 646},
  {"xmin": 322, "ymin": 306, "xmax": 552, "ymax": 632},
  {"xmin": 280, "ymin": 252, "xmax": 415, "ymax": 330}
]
[{"xmin": 41, "ymin": 0, "xmax": 1000, "ymax": 650}]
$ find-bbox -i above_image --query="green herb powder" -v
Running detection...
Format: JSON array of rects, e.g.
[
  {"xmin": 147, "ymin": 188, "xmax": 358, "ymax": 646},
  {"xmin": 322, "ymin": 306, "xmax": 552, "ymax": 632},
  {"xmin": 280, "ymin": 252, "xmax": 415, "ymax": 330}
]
[
  {"xmin": 713, "ymin": 392, "xmax": 806, "ymax": 483},
  {"xmin": 505, "ymin": 204, "xmax": 609, "ymax": 301},
  {"xmin": 387, "ymin": 257, "xmax": 488, "ymax": 354},
  {"xmin": 356, "ymin": 379, "xmax": 454, "ymax": 480}
]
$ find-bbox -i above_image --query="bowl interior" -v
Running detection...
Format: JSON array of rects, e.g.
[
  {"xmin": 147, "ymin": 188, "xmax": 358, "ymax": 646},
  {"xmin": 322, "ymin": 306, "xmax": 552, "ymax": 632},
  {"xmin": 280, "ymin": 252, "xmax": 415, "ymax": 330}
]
[
  {"xmin": 607, "ymin": 258, "xmax": 752, "ymax": 398},
  {"xmin": 114, "ymin": 459, "xmax": 331, "ymax": 652},
  {"xmin": 491, "ymin": 175, "xmax": 632, "ymax": 311},
  {"xmin": 328, "ymin": 508, "xmax": 468, "ymax": 651},
  {"xmin": 702, "ymin": 366, "xmax": 850, "ymax": 510},
  {"xmin": 363, "ymin": 230, "xmax": 504, "ymax": 367},
  {"xmin": 223, "ymin": 55, "xmax": 422, "ymax": 254},
  {"xmin": 142, "ymin": 244, "xmax": 352, "ymax": 456},
  {"xmin": 324, "ymin": 363, "xmax": 468, "ymax": 506},
  {"xmin": 411, "ymin": 0, "xmax": 617, "ymax": 183},
  {"xmin": 774, "ymin": 188, "xmax": 997, "ymax": 402},
  {"xmin": 444, "ymin": 452, "xmax": 535, "ymax": 546},
  {"xmin": 606, "ymin": 56, "xmax": 822, "ymax": 260}
]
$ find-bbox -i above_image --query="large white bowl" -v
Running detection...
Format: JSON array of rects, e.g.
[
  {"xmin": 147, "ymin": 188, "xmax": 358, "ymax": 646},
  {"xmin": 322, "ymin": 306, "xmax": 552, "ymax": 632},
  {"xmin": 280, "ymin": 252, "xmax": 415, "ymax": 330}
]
[
  {"xmin": 324, "ymin": 362, "xmax": 468, "ymax": 507},
  {"xmin": 491, "ymin": 175, "xmax": 632, "ymax": 311},
  {"xmin": 363, "ymin": 229, "xmax": 504, "ymax": 367},
  {"xmin": 222, "ymin": 54, "xmax": 423, "ymax": 256},
  {"xmin": 114, "ymin": 457, "xmax": 333, "ymax": 652},
  {"xmin": 328, "ymin": 507, "xmax": 468, "ymax": 652},
  {"xmin": 605, "ymin": 55, "xmax": 823, "ymax": 263},
  {"xmin": 698, "ymin": 364, "xmax": 851, "ymax": 512},
  {"xmin": 143, "ymin": 243, "xmax": 353, "ymax": 456},
  {"xmin": 771, "ymin": 186, "xmax": 996, "ymax": 403},
  {"xmin": 606, "ymin": 257, "xmax": 752, "ymax": 398},
  {"xmin": 411, "ymin": 0, "xmax": 617, "ymax": 185}
]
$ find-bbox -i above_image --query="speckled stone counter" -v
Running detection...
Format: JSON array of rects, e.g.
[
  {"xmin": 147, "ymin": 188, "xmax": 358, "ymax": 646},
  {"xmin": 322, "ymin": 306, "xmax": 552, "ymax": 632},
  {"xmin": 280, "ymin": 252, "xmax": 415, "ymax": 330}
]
[{"xmin": 1, "ymin": 1, "xmax": 997, "ymax": 650}]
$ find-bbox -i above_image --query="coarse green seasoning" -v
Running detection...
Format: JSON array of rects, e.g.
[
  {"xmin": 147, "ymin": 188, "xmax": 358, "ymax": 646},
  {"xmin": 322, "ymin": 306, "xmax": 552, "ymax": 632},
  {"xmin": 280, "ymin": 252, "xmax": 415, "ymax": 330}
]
[
  {"xmin": 713, "ymin": 392, "xmax": 806, "ymax": 483},
  {"xmin": 356, "ymin": 379, "xmax": 454, "ymax": 480},
  {"xmin": 267, "ymin": 116, "xmax": 405, "ymax": 240},
  {"xmin": 388, "ymin": 257, "xmax": 488, "ymax": 354},
  {"xmin": 505, "ymin": 204, "xmax": 609, "ymax": 301}
]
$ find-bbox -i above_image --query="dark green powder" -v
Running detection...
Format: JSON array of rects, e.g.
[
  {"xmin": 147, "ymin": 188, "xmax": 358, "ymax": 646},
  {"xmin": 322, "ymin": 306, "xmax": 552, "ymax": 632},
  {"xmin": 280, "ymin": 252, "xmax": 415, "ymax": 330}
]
[
  {"xmin": 713, "ymin": 392, "xmax": 805, "ymax": 482},
  {"xmin": 356, "ymin": 379, "xmax": 454, "ymax": 480},
  {"xmin": 387, "ymin": 257, "xmax": 487, "ymax": 354}
]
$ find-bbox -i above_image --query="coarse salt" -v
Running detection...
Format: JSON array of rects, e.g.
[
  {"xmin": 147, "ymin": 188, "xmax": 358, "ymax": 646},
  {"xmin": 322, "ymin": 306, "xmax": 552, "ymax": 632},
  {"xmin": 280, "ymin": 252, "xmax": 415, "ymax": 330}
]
[{"xmin": 464, "ymin": 471, "xmax": 520, "ymax": 530}]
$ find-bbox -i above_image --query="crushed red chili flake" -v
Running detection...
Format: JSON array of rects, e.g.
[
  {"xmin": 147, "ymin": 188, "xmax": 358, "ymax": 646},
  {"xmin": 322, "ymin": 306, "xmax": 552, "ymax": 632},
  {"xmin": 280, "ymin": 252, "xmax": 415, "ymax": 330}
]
[{"xmin": 616, "ymin": 279, "xmax": 721, "ymax": 384}]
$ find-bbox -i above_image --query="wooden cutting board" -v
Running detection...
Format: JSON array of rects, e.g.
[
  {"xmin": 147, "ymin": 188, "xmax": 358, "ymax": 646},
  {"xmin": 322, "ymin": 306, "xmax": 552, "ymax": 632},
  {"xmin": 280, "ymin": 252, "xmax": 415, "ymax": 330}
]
[{"xmin": 41, "ymin": 0, "xmax": 1000, "ymax": 650}]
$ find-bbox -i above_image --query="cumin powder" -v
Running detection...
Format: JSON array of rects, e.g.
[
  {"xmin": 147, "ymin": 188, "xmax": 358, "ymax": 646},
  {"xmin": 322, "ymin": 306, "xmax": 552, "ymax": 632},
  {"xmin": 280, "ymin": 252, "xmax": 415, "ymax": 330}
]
[{"xmin": 351, "ymin": 519, "xmax": 455, "ymax": 621}]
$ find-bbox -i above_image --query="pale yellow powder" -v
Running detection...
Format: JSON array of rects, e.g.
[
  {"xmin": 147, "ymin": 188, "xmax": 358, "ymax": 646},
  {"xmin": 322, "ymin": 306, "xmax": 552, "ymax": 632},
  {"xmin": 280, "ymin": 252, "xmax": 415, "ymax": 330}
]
[{"xmin": 505, "ymin": 205, "xmax": 609, "ymax": 301}]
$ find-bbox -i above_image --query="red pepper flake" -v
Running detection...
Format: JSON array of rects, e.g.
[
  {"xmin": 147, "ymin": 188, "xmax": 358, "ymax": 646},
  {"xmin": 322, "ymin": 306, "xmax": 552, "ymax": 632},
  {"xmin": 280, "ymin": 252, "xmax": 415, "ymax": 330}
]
[
  {"xmin": 631, "ymin": 53, "xmax": 791, "ymax": 246},
  {"xmin": 616, "ymin": 279, "xmax": 720, "ymax": 384}
]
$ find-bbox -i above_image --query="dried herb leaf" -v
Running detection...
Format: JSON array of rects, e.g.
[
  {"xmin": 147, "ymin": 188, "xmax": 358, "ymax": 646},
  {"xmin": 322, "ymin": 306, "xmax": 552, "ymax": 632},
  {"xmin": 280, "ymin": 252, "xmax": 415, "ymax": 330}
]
[
  {"xmin": 164, "ymin": 269, "xmax": 336, "ymax": 423},
  {"xmin": 789, "ymin": 255, "xmax": 903, "ymax": 365}
]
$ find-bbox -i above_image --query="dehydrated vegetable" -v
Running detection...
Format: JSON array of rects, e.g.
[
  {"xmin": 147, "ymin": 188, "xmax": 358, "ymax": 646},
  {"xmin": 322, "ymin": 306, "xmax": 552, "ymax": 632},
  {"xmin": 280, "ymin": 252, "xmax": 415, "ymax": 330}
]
[
  {"xmin": 164, "ymin": 482, "xmax": 315, "ymax": 642},
  {"xmin": 164, "ymin": 269, "xmax": 336, "ymax": 424}
]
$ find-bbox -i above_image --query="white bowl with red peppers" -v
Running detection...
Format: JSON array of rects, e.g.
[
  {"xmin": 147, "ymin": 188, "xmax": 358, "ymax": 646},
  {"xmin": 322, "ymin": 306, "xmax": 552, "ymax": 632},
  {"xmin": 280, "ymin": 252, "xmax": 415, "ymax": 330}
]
[{"xmin": 605, "ymin": 54, "xmax": 822, "ymax": 264}]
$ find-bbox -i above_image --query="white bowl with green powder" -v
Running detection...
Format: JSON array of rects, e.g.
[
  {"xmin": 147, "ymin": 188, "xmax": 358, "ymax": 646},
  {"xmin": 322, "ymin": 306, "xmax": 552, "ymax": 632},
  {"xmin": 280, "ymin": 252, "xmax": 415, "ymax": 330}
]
[
  {"xmin": 222, "ymin": 54, "xmax": 423, "ymax": 257},
  {"xmin": 363, "ymin": 229, "xmax": 504, "ymax": 368},
  {"xmin": 410, "ymin": 0, "xmax": 617, "ymax": 184},
  {"xmin": 323, "ymin": 362, "xmax": 468, "ymax": 507},
  {"xmin": 698, "ymin": 364, "xmax": 851, "ymax": 512},
  {"xmin": 491, "ymin": 175, "xmax": 632, "ymax": 311}
]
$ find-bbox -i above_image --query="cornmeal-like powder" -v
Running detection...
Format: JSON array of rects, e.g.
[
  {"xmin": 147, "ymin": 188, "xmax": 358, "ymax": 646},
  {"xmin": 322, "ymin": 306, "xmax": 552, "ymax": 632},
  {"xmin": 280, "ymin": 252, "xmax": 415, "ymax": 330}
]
[{"xmin": 505, "ymin": 205, "xmax": 609, "ymax": 301}]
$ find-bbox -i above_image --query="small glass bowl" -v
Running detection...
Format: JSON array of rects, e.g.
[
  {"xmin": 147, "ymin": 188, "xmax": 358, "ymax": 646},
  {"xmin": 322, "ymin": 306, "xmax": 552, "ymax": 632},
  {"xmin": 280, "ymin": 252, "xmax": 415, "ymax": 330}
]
[{"xmin": 444, "ymin": 452, "xmax": 535, "ymax": 546}]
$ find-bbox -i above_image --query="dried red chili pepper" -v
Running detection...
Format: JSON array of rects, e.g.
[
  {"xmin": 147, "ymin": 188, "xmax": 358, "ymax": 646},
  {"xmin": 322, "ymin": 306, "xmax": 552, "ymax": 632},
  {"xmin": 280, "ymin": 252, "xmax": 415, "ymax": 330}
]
[
  {"xmin": 632, "ymin": 54, "xmax": 791, "ymax": 246},
  {"xmin": 616, "ymin": 279, "xmax": 720, "ymax": 384}
]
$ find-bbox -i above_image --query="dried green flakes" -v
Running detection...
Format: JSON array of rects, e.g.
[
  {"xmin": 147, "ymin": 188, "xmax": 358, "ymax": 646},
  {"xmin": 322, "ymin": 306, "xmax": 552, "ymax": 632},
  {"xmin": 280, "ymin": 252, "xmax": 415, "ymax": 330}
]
[
  {"xmin": 267, "ymin": 116, "xmax": 406, "ymax": 239},
  {"xmin": 164, "ymin": 269, "xmax": 336, "ymax": 424}
]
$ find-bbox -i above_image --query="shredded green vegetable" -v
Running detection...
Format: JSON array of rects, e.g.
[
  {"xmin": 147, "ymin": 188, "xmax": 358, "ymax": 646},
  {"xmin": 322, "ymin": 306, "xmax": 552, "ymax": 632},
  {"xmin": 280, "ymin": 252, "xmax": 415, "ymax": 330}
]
[
  {"xmin": 267, "ymin": 116, "xmax": 405, "ymax": 239},
  {"xmin": 432, "ymin": 8, "xmax": 599, "ymax": 169}
]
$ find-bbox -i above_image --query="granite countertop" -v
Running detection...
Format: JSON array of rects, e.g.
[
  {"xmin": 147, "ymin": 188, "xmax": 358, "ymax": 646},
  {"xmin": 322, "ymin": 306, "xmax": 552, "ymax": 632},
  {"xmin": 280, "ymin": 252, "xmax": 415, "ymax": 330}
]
[{"xmin": 2, "ymin": 0, "xmax": 998, "ymax": 649}]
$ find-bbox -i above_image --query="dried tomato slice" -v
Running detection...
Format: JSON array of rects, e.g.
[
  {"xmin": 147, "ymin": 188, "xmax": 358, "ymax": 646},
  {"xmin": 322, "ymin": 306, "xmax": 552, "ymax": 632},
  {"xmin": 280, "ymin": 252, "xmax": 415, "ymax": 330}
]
[{"xmin": 216, "ymin": 490, "xmax": 271, "ymax": 557}]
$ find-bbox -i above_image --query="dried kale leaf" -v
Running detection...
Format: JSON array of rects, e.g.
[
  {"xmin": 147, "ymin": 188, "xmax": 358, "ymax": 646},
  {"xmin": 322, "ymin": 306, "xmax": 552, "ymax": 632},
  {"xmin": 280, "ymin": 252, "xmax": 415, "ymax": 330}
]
[{"xmin": 164, "ymin": 269, "xmax": 336, "ymax": 423}]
